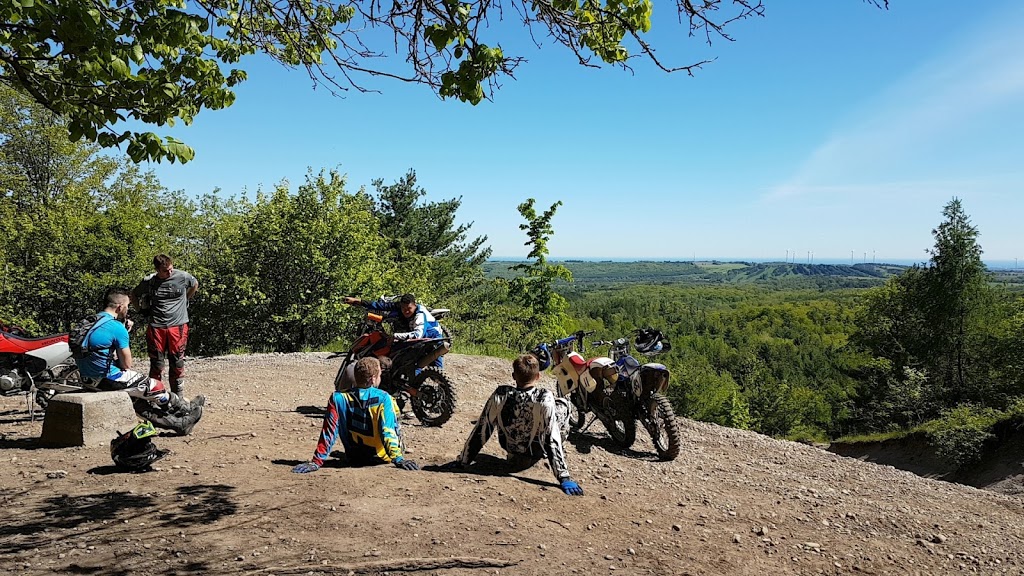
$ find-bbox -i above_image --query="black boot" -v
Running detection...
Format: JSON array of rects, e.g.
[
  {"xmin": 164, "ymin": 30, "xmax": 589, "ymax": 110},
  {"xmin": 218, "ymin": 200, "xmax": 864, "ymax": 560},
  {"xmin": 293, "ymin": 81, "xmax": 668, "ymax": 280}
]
[{"xmin": 137, "ymin": 394, "xmax": 204, "ymax": 436}]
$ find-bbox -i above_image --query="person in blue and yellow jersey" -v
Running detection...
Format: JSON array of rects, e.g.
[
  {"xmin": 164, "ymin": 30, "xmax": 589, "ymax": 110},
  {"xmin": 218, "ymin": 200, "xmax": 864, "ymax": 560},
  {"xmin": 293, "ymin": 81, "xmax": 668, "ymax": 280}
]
[{"xmin": 292, "ymin": 357, "xmax": 419, "ymax": 473}]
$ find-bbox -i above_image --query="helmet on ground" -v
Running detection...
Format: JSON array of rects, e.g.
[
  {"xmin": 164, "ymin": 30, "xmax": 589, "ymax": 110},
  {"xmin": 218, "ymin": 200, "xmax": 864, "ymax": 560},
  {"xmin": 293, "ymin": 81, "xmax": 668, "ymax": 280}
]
[
  {"xmin": 110, "ymin": 420, "xmax": 169, "ymax": 472},
  {"xmin": 531, "ymin": 343, "xmax": 552, "ymax": 371},
  {"xmin": 634, "ymin": 328, "xmax": 669, "ymax": 356}
]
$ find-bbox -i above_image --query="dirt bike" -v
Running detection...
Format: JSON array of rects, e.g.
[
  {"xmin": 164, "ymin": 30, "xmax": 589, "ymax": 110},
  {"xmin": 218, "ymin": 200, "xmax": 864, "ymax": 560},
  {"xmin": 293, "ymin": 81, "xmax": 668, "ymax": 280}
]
[
  {"xmin": 330, "ymin": 309, "xmax": 457, "ymax": 427},
  {"xmin": 0, "ymin": 323, "xmax": 81, "ymax": 417},
  {"xmin": 532, "ymin": 328, "xmax": 681, "ymax": 461}
]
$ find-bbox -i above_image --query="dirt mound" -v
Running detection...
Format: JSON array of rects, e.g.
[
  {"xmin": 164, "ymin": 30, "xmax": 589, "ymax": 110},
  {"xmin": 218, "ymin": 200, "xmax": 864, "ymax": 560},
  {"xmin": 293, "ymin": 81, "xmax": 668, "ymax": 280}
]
[
  {"xmin": 1, "ymin": 353, "xmax": 1023, "ymax": 575},
  {"xmin": 830, "ymin": 424, "xmax": 1024, "ymax": 497}
]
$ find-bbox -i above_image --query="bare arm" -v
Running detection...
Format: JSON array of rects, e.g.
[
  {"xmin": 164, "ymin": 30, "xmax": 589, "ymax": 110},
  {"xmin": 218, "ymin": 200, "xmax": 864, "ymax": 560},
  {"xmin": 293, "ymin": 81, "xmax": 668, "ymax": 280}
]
[
  {"xmin": 187, "ymin": 280, "xmax": 199, "ymax": 300},
  {"xmin": 116, "ymin": 347, "xmax": 133, "ymax": 371}
]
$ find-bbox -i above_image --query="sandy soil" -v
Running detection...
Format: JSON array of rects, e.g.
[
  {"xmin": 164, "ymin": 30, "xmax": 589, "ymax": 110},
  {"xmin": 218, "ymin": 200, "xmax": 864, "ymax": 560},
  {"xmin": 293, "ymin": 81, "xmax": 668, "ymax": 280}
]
[{"xmin": 1, "ymin": 352, "xmax": 1023, "ymax": 575}]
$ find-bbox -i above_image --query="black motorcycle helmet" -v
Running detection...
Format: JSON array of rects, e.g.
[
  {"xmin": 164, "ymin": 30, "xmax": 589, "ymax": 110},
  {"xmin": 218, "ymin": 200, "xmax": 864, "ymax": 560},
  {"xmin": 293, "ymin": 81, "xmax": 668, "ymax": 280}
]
[
  {"xmin": 634, "ymin": 328, "xmax": 669, "ymax": 356},
  {"xmin": 110, "ymin": 420, "xmax": 169, "ymax": 472}
]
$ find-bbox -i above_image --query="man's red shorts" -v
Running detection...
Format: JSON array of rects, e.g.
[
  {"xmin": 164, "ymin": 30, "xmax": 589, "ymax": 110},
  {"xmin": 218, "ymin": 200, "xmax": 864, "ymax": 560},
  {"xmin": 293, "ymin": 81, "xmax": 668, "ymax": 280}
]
[{"xmin": 146, "ymin": 324, "xmax": 189, "ymax": 358}]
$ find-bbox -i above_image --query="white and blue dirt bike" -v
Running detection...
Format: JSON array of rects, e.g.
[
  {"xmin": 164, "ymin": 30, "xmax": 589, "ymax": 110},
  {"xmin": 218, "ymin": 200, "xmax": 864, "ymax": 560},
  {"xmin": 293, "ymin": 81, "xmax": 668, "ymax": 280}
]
[{"xmin": 531, "ymin": 329, "xmax": 681, "ymax": 461}]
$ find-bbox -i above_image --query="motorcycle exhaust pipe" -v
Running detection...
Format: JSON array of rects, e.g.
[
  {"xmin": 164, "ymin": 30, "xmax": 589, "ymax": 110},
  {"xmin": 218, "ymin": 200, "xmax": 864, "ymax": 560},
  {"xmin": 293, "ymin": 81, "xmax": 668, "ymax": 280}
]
[{"xmin": 416, "ymin": 342, "xmax": 451, "ymax": 369}]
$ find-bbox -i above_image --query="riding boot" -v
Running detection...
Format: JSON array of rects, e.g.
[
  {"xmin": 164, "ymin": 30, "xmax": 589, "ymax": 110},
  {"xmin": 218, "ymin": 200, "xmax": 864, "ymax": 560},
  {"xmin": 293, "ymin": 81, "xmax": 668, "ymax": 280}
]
[
  {"xmin": 165, "ymin": 392, "xmax": 190, "ymax": 416},
  {"xmin": 171, "ymin": 380, "xmax": 186, "ymax": 401},
  {"xmin": 137, "ymin": 394, "xmax": 204, "ymax": 436}
]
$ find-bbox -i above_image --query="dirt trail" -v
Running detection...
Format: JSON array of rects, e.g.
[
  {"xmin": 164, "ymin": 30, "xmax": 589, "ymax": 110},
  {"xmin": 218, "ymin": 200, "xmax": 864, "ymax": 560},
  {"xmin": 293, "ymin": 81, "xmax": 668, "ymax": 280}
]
[{"xmin": 1, "ymin": 353, "xmax": 1023, "ymax": 575}]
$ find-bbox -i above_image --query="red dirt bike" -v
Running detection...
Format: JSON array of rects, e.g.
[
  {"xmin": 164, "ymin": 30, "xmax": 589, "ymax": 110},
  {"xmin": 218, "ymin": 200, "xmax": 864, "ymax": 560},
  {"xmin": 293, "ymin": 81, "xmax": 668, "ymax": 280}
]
[
  {"xmin": 0, "ymin": 323, "xmax": 81, "ymax": 416},
  {"xmin": 532, "ymin": 328, "xmax": 681, "ymax": 461},
  {"xmin": 330, "ymin": 309, "xmax": 457, "ymax": 427}
]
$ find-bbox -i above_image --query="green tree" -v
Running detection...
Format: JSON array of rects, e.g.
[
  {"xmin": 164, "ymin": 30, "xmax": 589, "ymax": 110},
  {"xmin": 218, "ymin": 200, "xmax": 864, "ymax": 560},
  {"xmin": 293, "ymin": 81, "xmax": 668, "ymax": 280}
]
[
  {"xmin": 922, "ymin": 198, "xmax": 991, "ymax": 399},
  {"xmin": 0, "ymin": 85, "xmax": 180, "ymax": 331},
  {"xmin": 370, "ymin": 169, "xmax": 490, "ymax": 268},
  {"xmin": 509, "ymin": 199, "xmax": 573, "ymax": 340},
  {"xmin": 853, "ymin": 198, "xmax": 1022, "ymax": 430},
  {"xmin": 1, "ymin": 1, "xmax": 889, "ymax": 162},
  {"xmin": 227, "ymin": 171, "xmax": 396, "ymax": 352}
]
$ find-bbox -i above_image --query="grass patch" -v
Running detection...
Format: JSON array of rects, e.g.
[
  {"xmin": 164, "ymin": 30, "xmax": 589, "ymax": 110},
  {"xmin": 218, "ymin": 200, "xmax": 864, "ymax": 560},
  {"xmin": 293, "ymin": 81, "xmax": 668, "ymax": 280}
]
[{"xmin": 833, "ymin": 429, "xmax": 915, "ymax": 444}]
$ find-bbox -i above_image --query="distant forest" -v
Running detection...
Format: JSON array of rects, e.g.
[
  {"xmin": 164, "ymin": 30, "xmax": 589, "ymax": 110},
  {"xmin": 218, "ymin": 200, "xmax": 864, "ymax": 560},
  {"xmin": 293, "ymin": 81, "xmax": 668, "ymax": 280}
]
[{"xmin": 484, "ymin": 260, "xmax": 1024, "ymax": 290}]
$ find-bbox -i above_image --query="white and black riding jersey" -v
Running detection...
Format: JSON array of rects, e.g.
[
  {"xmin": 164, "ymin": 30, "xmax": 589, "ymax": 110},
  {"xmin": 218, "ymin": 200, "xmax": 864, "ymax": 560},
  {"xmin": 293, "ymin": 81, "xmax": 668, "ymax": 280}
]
[{"xmin": 458, "ymin": 385, "xmax": 571, "ymax": 481}]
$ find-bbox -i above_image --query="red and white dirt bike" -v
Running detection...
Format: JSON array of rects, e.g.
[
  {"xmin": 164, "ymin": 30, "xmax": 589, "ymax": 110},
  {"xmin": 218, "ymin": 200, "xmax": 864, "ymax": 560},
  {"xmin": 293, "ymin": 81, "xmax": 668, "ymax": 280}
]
[
  {"xmin": 330, "ymin": 309, "xmax": 457, "ymax": 427},
  {"xmin": 531, "ymin": 328, "xmax": 681, "ymax": 461},
  {"xmin": 0, "ymin": 323, "xmax": 81, "ymax": 416}
]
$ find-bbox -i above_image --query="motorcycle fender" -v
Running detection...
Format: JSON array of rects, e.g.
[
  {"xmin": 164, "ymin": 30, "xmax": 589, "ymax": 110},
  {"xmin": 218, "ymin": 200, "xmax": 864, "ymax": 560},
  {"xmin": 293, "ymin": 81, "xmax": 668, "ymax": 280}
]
[
  {"xmin": 640, "ymin": 363, "xmax": 670, "ymax": 395},
  {"xmin": 353, "ymin": 332, "xmax": 391, "ymax": 358},
  {"xmin": 554, "ymin": 352, "xmax": 586, "ymax": 395},
  {"xmin": 553, "ymin": 364, "xmax": 576, "ymax": 395},
  {"xmin": 28, "ymin": 341, "xmax": 73, "ymax": 368}
]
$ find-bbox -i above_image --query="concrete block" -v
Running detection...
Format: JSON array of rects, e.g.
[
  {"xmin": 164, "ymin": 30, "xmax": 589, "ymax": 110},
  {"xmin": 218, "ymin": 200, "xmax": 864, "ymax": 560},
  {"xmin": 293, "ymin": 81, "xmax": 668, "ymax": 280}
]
[{"xmin": 39, "ymin": 392, "xmax": 139, "ymax": 447}]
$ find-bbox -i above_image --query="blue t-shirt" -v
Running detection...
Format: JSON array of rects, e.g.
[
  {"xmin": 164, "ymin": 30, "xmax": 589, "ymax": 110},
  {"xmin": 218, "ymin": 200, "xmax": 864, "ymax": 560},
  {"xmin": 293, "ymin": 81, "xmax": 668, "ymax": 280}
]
[{"xmin": 76, "ymin": 312, "xmax": 130, "ymax": 379}]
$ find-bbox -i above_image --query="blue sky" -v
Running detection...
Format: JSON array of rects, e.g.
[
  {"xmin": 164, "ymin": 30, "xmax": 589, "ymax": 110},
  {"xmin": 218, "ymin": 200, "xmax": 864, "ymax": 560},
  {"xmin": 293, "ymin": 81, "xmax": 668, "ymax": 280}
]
[{"xmin": 141, "ymin": 1, "xmax": 1024, "ymax": 262}]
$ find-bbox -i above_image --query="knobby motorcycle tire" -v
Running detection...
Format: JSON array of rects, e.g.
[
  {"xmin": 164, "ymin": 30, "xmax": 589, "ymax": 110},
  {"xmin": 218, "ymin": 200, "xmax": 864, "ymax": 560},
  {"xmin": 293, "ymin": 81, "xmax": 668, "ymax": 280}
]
[
  {"xmin": 34, "ymin": 366, "xmax": 80, "ymax": 411},
  {"xmin": 332, "ymin": 357, "xmax": 350, "ymax": 393},
  {"xmin": 410, "ymin": 367, "xmax": 457, "ymax": 427},
  {"xmin": 642, "ymin": 393, "xmax": 682, "ymax": 461},
  {"xmin": 601, "ymin": 413, "xmax": 637, "ymax": 449}
]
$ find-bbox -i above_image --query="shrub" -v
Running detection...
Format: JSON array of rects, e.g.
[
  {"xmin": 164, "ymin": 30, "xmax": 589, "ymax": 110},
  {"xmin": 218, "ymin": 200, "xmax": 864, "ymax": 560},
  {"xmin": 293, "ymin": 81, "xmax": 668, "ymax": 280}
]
[{"xmin": 924, "ymin": 405, "xmax": 1001, "ymax": 467}]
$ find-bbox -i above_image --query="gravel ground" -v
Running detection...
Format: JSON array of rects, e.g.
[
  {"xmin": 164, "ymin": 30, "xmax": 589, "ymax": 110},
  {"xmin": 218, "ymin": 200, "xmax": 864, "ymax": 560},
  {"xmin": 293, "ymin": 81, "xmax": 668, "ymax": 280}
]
[{"xmin": 0, "ymin": 352, "xmax": 1022, "ymax": 575}]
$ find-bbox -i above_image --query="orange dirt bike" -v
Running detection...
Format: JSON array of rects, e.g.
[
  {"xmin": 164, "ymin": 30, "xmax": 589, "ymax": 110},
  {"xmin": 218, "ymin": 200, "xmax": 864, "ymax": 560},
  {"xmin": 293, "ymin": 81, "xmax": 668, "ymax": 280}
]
[
  {"xmin": 330, "ymin": 309, "xmax": 457, "ymax": 427},
  {"xmin": 531, "ymin": 328, "xmax": 681, "ymax": 461}
]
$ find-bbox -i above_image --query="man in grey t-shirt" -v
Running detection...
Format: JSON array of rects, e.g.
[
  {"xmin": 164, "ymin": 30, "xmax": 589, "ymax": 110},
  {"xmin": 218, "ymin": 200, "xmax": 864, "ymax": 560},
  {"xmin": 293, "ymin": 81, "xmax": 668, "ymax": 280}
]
[{"xmin": 132, "ymin": 254, "xmax": 199, "ymax": 399}]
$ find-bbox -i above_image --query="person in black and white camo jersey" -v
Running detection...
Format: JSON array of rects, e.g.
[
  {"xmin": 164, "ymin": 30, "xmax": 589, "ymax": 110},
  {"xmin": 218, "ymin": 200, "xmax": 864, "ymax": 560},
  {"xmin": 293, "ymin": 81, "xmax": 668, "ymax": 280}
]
[{"xmin": 446, "ymin": 354, "xmax": 584, "ymax": 496}]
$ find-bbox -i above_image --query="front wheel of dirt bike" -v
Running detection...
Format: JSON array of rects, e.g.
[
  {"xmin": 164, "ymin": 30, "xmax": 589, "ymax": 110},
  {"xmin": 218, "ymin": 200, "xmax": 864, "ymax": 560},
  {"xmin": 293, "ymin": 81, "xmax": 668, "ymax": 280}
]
[
  {"xmin": 410, "ymin": 368, "xmax": 457, "ymax": 427},
  {"xmin": 599, "ymin": 413, "xmax": 636, "ymax": 449},
  {"xmin": 641, "ymin": 393, "xmax": 682, "ymax": 461},
  {"xmin": 332, "ymin": 355, "xmax": 353, "ymax": 392}
]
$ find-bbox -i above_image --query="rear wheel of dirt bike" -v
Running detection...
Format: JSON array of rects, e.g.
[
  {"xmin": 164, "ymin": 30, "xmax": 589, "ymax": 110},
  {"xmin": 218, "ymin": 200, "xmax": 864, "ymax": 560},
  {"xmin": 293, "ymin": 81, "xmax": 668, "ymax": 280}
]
[
  {"xmin": 35, "ymin": 389, "xmax": 55, "ymax": 410},
  {"xmin": 641, "ymin": 393, "xmax": 681, "ymax": 461},
  {"xmin": 35, "ymin": 366, "xmax": 80, "ymax": 410},
  {"xmin": 410, "ymin": 367, "xmax": 457, "ymax": 427}
]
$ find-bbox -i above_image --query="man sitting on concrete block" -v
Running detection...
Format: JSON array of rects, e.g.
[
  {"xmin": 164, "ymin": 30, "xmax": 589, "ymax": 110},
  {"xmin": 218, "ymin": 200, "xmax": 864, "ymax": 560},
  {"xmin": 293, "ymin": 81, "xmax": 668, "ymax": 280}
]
[{"xmin": 73, "ymin": 287, "xmax": 204, "ymax": 436}]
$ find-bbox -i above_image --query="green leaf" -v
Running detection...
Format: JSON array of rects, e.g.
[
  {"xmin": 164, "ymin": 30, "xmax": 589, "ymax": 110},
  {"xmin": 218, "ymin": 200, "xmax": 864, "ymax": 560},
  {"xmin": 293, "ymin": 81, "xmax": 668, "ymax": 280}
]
[{"xmin": 110, "ymin": 57, "xmax": 130, "ymax": 79}]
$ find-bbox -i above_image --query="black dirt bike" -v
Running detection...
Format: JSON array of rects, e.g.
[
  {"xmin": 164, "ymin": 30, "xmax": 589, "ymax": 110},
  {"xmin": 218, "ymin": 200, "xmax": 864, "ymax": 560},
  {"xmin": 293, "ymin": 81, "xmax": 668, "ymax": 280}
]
[{"xmin": 330, "ymin": 309, "xmax": 457, "ymax": 427}]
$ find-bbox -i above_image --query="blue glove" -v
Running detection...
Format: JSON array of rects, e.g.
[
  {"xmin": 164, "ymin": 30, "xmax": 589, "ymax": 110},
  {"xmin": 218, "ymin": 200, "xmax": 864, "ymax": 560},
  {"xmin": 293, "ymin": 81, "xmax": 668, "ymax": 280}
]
[
  {"xmin": 292, "ymin": 462, "xmax": 320, "ymax": 474},
  {"xmin": 394, "ymin": 459, "xmax": 420, "ymax": 471},
  {"xmin": 560, "ymin": 478, "xmax": 584, "ymax": 496}
]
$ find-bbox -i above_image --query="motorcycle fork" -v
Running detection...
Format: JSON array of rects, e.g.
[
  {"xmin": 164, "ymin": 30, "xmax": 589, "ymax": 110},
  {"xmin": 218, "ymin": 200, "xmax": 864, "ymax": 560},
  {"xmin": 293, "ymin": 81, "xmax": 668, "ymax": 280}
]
[{"xmin": 26, "ymin": 372, "xmax": 37, "ymax": 420}]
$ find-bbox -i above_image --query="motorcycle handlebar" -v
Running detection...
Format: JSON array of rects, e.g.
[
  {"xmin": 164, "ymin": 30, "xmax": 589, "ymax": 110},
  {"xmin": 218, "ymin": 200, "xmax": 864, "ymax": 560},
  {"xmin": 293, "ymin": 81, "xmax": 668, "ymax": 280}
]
[
  {"xmin": 554, "ymin": 335, "xmax": 577, "ymax": 347},
  {"xmin": 591, "ymin": 337, "xmax": 629, "ymax": 348},
  {"xmin": 554, "ymin": 330, "xmax": 596, "ymax": 348}
]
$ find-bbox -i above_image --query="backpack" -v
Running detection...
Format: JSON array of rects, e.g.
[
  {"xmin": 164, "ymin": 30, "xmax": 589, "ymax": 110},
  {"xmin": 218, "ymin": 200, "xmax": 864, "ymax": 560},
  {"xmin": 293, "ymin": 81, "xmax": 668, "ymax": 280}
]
[{"xmin": 68, "ymin": 313, "xmax": 116, "ymax": 360}]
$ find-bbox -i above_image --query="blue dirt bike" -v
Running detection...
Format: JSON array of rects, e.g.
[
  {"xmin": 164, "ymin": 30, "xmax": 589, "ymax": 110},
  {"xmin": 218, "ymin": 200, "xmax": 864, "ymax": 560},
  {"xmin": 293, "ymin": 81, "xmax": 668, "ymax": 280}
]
[{"xmin": 532, "ymin": 328, "xmax": 681, "ymax": 461}]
